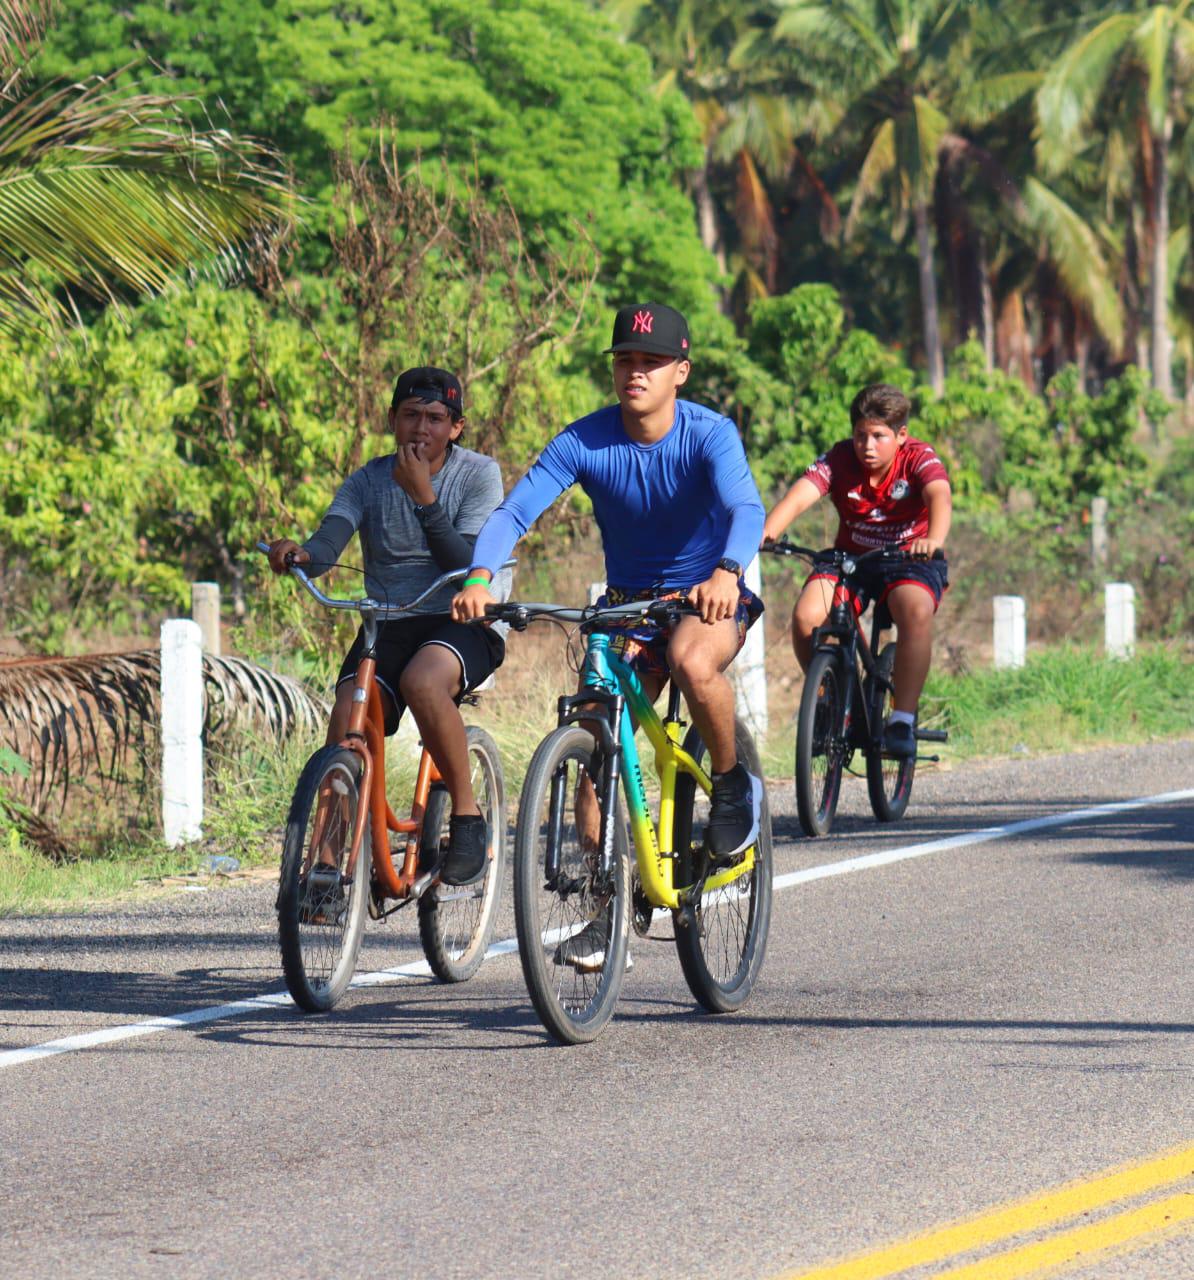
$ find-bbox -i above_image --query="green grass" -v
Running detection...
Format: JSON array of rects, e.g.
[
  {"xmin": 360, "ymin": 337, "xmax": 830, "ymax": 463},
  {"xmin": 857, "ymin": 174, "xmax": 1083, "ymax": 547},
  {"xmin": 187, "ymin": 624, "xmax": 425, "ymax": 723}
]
[
  {"xmin": 920, "ymin": 641, "xmax": 1194, "ymax": 759},
  {"xmin": 4, "ymin": 641, "xmax": 1190, "ymax": 914}
]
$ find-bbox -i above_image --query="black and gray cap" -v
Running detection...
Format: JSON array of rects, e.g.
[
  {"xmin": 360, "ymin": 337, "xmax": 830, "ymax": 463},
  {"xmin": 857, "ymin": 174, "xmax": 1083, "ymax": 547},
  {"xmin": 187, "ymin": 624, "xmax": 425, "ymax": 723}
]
[{"xmin": 391, "ymin": 366, "xmax": 464, "ymax": 418}]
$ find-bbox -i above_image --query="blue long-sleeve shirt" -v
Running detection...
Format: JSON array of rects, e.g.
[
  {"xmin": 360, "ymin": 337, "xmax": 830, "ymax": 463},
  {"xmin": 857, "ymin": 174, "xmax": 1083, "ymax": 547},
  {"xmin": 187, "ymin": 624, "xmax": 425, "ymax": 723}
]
[{"xmin": 471, "ymin": 401, "xmax": 764, "ymax": 589}]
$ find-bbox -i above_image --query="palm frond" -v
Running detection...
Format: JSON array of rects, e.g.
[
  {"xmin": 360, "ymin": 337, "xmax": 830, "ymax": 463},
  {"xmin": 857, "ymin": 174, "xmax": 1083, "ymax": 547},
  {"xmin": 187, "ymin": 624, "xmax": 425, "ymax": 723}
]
[
  {"xmin": 1036, "ymin": 14, "xmax": 1136, "ymax": 172},
  {"xmin": 846, "ymin": 116, "xmax": 896, "ymax": 240},
  {"xmin": 1134, "ymin": 6, "xmax": 1171, "ymax": 137},
  {"xmin": 0, "ymin": 651, "xmax": 328, "ymax": 853},
  {"xmin": 908, "ymin": 93, "xmax": 949, "ymax": 200},
  {"xmin": 0, "ymin": 71, "xmax": 293, "ymax": 334},
  {"xmin": 953, "ymin": 71, "xmax": 1043, "ymax": 128},
  {"xmin": 0, "ymin": 0, "xmax": 53, "ymax": 96},
  {"xmin": 1025, "ymin": 176, "xmax": 1125, "ymax": 351}
]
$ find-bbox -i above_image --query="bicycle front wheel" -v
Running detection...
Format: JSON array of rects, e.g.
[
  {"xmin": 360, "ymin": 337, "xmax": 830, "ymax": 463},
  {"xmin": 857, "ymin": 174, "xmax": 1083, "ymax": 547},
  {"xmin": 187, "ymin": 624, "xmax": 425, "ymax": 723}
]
[
  {"xmin": 277, "ymin": 745, "xmax": 372, "ymax": 1012},
  {"xmin": 795, "ymin": 649, "xmax": 846, "ymax": 837},
  {"xmin": 866, "ymin": 642, "xmax": 915, "ymax": 822},
  {"xmin": 418, "ymin": 726, "xmax": 507, "ymax": 982},
  {"xmin": 514, "ymin": 726, "xmax": 631, "ymax": 1044},
  {"xmin": 673, "ymin": 717, "xmax": 773, "ymax": 1013}
]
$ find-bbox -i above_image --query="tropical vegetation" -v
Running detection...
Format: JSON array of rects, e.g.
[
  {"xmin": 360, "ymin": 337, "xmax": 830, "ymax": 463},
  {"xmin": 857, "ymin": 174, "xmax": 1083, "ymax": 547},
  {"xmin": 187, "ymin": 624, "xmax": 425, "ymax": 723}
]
[{"xmin": 0, "ymin": 0, "xmax": 1190, "ymax": 662}]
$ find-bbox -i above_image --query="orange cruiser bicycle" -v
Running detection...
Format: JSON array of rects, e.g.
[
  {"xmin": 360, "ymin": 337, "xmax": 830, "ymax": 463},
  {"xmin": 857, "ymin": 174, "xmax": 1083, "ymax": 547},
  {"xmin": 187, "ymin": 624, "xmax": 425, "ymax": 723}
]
[{"xmin": 258, "ymin": 543, "xmax": 512, "ymax": 1012}]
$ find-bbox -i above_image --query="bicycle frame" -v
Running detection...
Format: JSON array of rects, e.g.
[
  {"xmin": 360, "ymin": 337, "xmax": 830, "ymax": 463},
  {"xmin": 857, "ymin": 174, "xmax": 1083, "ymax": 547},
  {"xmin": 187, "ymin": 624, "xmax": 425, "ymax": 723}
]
[
  {"xmin": 258, "ymin": 545, "xmax": 514, "ymax": 905},
  {"xmin": 554, "ymin": 630, "xmax": 756, "ymax": 912},
  {"xmin": 809, "ymin": 577, "xmax": 892, "ymax": 752}
]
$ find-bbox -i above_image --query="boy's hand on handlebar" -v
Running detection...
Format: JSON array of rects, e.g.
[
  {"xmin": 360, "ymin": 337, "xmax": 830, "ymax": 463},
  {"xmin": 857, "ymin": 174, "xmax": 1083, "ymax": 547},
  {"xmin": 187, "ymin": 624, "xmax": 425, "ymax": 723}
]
[
  {"xmin": 452, "ymin": 582, "xmax": 495, "ymax": 622},
  {"xmin": 266, "ymin": 538, "xmax": 309, "ymax": 574},
  {"xmin": 688, "ymin": 569, "xmax": 739, "ymax": 624},
  {"xmin": 907, "ymin": 537, "xmax": 945, "ymax": 559}
]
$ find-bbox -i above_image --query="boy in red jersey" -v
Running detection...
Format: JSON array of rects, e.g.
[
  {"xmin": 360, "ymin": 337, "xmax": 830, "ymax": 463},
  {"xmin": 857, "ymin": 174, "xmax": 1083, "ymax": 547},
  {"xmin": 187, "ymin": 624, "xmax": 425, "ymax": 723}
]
[{"xmin": 762, "ymin": 383, "xmax": 951, "ymax": 757}]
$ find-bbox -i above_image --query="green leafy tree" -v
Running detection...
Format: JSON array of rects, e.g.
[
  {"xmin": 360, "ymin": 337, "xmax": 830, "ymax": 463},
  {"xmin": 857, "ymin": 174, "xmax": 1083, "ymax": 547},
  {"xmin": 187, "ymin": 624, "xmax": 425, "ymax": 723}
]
[{"xmin": 35, "ymin": 0, "xmax": 718, "ymax": 320}]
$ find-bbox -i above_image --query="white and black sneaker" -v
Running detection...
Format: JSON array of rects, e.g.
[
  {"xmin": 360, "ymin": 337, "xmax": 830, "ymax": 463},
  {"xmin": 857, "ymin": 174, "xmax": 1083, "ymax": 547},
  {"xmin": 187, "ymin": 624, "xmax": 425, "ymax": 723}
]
[
  {"xmin": 552, "ymin": 917, "xmax": 634, "ymax": 974},
  {"xmin": 706, "ymin": 763, "xmax": 763, "ymax": 861}
]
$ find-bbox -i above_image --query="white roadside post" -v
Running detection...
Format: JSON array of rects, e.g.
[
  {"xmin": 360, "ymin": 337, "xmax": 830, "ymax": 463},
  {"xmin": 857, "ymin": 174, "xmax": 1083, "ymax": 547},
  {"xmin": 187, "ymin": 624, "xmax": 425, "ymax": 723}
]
[
  {"xmin": 732, "ymin": 555, "xmax": 768, "ymax": 741},
  {"xmin": 1105, "ymin": 582, "xmax": 1135, "ymax": 660},
  {"xmin": 191, "ymin": 582, "xmax": 221, "ymax": 656},
  {"xmin": 993, "ymin": 595, "xmax": 1026, "ymax": 669},
  {"xmin": 161, "ymin": 619, "xmax": 204, "ymax": 846}
]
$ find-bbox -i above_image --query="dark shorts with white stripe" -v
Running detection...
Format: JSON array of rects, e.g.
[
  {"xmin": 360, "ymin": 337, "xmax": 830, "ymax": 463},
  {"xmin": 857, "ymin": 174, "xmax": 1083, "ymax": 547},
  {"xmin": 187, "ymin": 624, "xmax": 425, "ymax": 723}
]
[{"xmin": 335, "ymin": 614, "xmax": 505, "ymax": 735}]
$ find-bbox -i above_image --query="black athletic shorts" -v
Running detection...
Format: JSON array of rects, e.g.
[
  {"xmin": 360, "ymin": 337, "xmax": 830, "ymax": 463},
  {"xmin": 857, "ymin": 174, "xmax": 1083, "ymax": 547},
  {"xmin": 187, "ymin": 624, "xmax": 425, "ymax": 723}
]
[
  {"xmin": 335, "ymin": 615, "xmax": 505, "ymax": 735},
  {"xmin": 807, "ymin": 556, "xmax": 949, "ymax": 614}
]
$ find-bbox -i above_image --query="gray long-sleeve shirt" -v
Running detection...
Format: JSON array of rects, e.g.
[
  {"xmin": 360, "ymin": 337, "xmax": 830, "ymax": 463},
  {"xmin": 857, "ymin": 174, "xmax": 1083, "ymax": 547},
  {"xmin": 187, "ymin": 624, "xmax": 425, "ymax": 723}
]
[{"xmin": 301, "ymin": 446, "xmax": 506, "ymax": 618}]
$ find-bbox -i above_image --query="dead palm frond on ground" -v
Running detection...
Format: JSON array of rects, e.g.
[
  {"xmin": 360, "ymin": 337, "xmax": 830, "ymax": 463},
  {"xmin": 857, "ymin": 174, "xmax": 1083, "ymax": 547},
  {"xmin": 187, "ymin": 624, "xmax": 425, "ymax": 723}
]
[{"xmin": 0, "ymin": 651, "xmax": 327, "ymax": 857}]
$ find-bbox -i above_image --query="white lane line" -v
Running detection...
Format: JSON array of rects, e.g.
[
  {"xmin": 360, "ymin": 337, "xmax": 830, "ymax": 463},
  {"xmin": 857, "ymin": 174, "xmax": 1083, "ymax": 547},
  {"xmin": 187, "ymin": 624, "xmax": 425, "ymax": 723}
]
[{"xmin": 3, "ymin": 787, "xmax": 1192, "ymax": 1071}]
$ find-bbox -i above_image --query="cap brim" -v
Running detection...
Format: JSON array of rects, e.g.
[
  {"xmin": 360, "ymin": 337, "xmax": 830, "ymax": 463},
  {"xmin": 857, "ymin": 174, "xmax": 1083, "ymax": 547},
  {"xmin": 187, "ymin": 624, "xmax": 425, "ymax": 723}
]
[{"xmin": 604, "ymin": 341, "xmax": 690, "ymax": 358}]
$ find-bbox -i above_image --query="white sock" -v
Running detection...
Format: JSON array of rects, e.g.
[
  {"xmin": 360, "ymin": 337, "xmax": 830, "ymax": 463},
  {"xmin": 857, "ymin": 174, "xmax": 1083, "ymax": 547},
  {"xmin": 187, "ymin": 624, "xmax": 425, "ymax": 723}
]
[{"xmin": 890, "ymin": 710, "xmax": 915, "ymax": 727}]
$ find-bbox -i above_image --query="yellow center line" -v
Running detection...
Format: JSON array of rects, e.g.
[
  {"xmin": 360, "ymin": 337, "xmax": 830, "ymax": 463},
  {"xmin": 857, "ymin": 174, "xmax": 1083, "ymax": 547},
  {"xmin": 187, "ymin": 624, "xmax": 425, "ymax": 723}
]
[
  {"xmin": 933, "ymin": 1190, "xmax": 1194, "ymax": 1280},
  {"xmin": 777, "ymin": 1142, "xmax": 1194, "ymax": 1280}
]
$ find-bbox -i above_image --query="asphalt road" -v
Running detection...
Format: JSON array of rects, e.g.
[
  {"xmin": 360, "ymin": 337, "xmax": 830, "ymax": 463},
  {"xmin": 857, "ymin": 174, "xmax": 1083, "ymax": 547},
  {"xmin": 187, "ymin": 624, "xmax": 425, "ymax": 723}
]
[{"xmin": 2, "ymin": 741, "xmax": 1192, "ymax": 1279}]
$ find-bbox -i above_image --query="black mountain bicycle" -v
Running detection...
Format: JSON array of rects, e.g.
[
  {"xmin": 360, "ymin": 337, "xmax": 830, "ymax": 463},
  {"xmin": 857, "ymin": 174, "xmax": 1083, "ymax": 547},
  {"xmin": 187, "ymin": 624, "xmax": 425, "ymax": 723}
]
[{"xmin": 761, "ymin": 539, "xmax": 947, "ymax": 837}]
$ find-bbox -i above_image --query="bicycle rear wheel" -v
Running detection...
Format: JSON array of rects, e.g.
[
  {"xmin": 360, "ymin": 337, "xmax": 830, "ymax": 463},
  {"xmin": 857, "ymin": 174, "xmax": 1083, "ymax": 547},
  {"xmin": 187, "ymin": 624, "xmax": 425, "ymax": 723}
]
[
  {"xmin": 418, "ymin": 726, "xmax": 507, "ymax": 982},
  {"xmin": 866, "ymin": 642, "xmax": 915, "ymax": 822},
  {"xmin": 514, "ymin": 726, "xmax": 630, "ymax": 1044},
  {"xmin": 673, "ymin": 717, "xmax": 773, "ymax": 1013},
  {"xmin": 277, "ymin": 745, "xmax": 371, "ymax": 1012},
  {"xmin": 795, "ymin": 649, "xmax": 846, "ymax": 837}
]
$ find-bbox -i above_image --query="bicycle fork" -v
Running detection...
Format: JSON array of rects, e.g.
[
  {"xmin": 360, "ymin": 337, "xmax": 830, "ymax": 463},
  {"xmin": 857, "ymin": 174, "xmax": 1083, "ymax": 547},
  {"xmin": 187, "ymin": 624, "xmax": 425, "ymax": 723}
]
[{"xmin": 547, "ymin": 685, "xmax": 625, "ymax": 896}]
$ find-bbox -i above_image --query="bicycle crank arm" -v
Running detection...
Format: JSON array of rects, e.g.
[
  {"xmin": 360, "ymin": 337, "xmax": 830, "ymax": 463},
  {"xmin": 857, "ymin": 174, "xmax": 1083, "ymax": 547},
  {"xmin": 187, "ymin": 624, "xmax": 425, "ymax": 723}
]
[{"xmin": 915, "ymin": 728, "xmax": 948, "ymax": 742}]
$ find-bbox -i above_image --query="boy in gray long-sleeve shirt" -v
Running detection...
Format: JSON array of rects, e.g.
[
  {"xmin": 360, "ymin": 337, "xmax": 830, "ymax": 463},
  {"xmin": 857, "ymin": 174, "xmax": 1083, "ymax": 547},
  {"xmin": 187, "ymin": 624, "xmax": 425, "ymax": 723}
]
[{"xmin": 268, "ymin": 367, "xmax": 505, "ymax": 886}]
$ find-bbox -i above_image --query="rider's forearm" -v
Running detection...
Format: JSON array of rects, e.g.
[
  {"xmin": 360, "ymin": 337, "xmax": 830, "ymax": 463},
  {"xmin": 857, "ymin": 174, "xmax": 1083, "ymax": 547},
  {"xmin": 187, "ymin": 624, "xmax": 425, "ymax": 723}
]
[
  {"xmin": 415, "ymin": 501, "xmax": 475, "ymax": 570},
  {"xmin": 470, "ymin": 462, "xmax": 569, "ymax": 575},
  {"xmin": 924, "ymin": 480, "xmax": 952, "ymax": 546},
  {"xmin": 763, "ymin": 477, "xmax": 822, "ymax": 541},
  {"xmin": 722, "ymin": 498, "xmax": 765, "ymax": 572},
  {"xmin": 300, "ymin": 514, "xmax": 355, "ymax": 577}
]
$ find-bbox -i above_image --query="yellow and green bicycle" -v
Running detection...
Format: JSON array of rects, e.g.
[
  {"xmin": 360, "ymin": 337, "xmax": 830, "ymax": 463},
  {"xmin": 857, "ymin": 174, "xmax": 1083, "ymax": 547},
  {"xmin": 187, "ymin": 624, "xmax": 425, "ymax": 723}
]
[{"xmin": 485, "ymin": 596, "xmax": 773, "ymax": 1044}]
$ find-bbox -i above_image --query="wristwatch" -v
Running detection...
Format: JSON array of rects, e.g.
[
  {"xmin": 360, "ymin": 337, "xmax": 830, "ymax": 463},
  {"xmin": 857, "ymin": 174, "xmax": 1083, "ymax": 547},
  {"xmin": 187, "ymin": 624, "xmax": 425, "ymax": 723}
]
[
  {"xmin": 411, "ymin": 500, "xmax": 436, "ymax": 520},
  {"xmin": 715, "ymin": 557, "xmax": 743, "ymax": 576}
]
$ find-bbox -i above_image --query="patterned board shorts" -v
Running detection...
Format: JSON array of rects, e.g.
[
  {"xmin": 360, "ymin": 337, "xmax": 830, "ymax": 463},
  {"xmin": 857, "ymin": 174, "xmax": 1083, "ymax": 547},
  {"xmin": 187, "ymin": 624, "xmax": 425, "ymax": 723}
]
[{"xmin": 595, "ymin": 581, "xmax": 765, "ymax": 681}]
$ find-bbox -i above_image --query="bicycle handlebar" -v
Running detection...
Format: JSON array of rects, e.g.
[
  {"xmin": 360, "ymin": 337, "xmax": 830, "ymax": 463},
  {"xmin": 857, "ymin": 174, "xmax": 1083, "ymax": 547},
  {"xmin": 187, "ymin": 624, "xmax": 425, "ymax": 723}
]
[
  {"xmin": 760, "ymin": 539, "xmax": 944, "ymax": 571},
  {"xmin": 483, "ymin": 597, "xmax": 700, "ymax": 633},
  {"xmin": 255, "ymin": 541, "xmax": 515, "ymax": 617}
]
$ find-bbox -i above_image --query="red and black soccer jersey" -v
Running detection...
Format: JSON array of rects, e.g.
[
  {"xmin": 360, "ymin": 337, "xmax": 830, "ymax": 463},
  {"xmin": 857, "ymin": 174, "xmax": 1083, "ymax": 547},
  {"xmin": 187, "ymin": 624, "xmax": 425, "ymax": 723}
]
[{"xmin": 803, "ymin": 438, "xmax": 949, "ymax": 553}]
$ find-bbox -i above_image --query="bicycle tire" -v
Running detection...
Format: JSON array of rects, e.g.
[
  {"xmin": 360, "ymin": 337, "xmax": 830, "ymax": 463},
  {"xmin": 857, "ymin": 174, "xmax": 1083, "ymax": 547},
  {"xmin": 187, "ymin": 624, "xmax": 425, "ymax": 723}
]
[
  {"xmin": 514, "ymin": 726, "xmax": 631, "ymax": 1045},
  {"xmin": 795, "ymin": 649, "xmax": 846, "ymax": 837},
  {"xmin": 277, "ymin": 745, "xmax": 371, "ymax": 1012},
  {"xmin": 418, "ymin": 726, "xmax": 507, "ymax": 983},
  {"xmin": 673, "ymin": 717, "xmax": 773, "ymax": 1013},
  {"xmin": 866, "ymin": 642, "xmax": 916, "ymax": 822}
]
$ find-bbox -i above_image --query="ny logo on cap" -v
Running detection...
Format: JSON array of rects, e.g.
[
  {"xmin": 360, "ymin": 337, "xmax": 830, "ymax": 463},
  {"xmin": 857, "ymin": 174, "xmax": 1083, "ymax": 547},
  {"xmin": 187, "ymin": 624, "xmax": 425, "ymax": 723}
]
[{"xmin": 631, "ymin": 309, "xmax": 654, "ymax": 335}]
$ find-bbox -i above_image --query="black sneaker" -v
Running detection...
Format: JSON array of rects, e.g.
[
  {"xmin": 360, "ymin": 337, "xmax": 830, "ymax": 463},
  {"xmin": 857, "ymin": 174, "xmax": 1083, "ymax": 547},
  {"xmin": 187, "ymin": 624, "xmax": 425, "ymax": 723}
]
[
  {"xmin": 706, "ymin": 763, "xmax": 763, "ymax": 860},
  {"xmin": 883, "ymin": 719, "xmax": 916, "ymax": 758},
  {"xmin": 440, "ymin": 815, "xmax": 488, "ymax": 886}
]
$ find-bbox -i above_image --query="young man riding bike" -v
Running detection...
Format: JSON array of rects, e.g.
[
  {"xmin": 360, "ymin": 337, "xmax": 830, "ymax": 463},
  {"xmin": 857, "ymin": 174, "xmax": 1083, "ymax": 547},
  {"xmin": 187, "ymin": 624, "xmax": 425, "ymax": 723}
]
[
  {"xmin": 267, "ymin": 366, "xmax": 506, "ymax": 886},
  {"xmin": 452, "ymin": 303, "xmax": 766, "ymax": 945}
]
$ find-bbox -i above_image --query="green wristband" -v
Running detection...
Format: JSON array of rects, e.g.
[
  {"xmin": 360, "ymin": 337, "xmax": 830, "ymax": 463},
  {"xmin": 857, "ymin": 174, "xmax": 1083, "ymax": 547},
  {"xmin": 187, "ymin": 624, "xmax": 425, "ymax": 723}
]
[{"xmin": 462, "ymin": 574, "xmax": 491, "ymax": 589}]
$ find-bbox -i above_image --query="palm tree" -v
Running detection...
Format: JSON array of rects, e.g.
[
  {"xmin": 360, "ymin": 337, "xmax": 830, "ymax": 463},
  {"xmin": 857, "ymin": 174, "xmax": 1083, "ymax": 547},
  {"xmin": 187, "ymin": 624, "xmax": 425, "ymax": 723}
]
[
  {"xmin": 770, "ymin": 0, "xmax": 987, "ymax": 392},
  {"xmin": 603, "ymin": 0, "xmax": 839, "ymax": 308},
  {"xmin": 0, "ymin": 0, "xmax": 290, "ymax": 334},
  {"xmin": 1038, "ymin": 1, "xmax": 1194, "ymax": 398}
]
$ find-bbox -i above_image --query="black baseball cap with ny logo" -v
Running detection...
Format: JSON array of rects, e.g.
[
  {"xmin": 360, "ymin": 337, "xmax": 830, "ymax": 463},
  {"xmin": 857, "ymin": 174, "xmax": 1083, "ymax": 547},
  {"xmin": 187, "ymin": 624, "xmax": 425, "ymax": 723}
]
[{"xmin": 604, "ymin": 302, "xmax": 691, "ymax": 360}]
